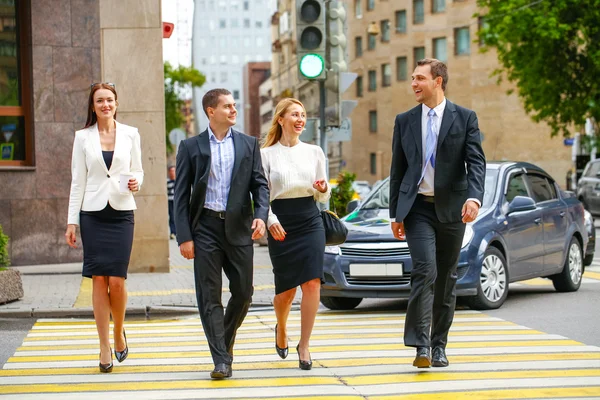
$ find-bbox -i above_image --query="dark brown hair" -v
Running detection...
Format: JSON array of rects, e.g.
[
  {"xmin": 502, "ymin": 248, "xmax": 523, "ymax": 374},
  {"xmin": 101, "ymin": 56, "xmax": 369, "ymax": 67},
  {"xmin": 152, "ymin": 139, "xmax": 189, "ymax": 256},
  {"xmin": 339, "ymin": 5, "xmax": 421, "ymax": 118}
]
[
  {"xmin": 202, "ymin": 88, "xmax": 232, "ymax": 116},
  {"xmin": 84, "ymin": 83, "xmax": 118, "ymax": 128},
  {"xmin": 417, "ymin": 58, "xmax": 448, "ymax": 91}
]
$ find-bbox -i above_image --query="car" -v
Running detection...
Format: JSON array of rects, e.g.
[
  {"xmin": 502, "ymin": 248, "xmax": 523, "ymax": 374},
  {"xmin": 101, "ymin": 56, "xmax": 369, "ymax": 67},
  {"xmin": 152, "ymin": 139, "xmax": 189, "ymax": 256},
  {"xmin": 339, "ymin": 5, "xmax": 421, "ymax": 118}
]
[
  {"xmin": 321, "ymin": 161, "xmax": 590, "ymax": 311},
  {"xmin": 577, "ymin": 159, "xmax": 600, "ymax": 215},
  {"xmin": 352, "ymin": 180, "xmax": 372, "ymax": 200}
]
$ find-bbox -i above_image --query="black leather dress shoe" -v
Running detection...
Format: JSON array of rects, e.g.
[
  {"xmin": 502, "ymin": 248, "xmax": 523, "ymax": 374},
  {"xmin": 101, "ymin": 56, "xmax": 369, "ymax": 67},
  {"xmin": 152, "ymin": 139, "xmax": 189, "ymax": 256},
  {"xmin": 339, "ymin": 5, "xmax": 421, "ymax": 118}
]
[
  {"xmin": 412, "ymin": 347, "xmax": 431, "ymax": 368},
  {"xmin": 432, "ymin": 346, "xmax": 449, "ymax": 367},
  {"xmin": 210, "ymin": 363, "xmax": 232, "ymax": 379},
  {"xmin": 275, "ymin": 324, "xmax": 288, "ymax": 359}
]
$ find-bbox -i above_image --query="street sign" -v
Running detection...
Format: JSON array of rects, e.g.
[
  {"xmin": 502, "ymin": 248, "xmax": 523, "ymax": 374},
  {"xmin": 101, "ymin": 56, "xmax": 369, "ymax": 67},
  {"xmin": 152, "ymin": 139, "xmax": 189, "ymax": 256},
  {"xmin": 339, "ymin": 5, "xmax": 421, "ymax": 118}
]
[
  {"xmin": 169, "ymin": 128, "xmax": 186, "ymax": 150},
  {"xmin": 327, "ymin": 117, "xmax": 352, "ymax": 142}
]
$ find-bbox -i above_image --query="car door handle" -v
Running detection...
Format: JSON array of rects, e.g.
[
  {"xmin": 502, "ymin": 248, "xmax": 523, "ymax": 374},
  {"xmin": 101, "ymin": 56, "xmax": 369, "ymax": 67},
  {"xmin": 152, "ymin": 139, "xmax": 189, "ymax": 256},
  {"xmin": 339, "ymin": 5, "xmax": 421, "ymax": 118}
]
[
  {"xmin": 534, "ymin": 217, "xmax": 542, "ymax": 224},
  {"xmin": 559, "ymin": 211, "xmax": 566, "ymax": 217}
]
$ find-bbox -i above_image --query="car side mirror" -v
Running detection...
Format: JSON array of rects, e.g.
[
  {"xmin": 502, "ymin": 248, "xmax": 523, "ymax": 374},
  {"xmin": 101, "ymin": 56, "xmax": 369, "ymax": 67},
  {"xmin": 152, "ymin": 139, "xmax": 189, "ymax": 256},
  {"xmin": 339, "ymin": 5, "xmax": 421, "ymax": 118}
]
[
  {"xmin": 507, "ymin": 196, "xmax": 536, "ymax": 214},
  {"xmin": 346, "ymin": 199, "xmax": 360, "ymax": 214}
]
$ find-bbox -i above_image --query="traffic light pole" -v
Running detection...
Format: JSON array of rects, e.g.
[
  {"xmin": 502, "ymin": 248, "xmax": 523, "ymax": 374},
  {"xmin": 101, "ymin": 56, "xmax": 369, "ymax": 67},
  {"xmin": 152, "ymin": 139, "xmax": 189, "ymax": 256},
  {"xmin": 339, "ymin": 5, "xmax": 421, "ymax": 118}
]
[{"xmin": 319, "ymin": 78, "xmax": 328, "ymax": 180}]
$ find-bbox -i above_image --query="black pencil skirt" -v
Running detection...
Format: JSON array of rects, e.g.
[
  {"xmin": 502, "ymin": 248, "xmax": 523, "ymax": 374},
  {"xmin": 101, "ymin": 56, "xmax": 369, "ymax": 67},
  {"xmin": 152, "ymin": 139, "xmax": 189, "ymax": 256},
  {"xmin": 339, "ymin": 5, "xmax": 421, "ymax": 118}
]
[
  {"xmin": 268, "ymin": 196, "xmax": 325, "ymax": 294},
  {"xmin": 80, "ymin": 204, "xmax": 134, "ymax": 279}
]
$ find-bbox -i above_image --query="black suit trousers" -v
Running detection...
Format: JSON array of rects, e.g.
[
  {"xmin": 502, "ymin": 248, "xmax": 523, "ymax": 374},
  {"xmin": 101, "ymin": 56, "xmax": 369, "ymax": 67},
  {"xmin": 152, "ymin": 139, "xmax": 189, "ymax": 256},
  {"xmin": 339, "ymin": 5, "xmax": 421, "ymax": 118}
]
[
  {"xmin": 403, "ymin": 196, "xmax": 465, "ymax": 349},
  {"xmin": 192, "ymin": 214, "xmax": 254, "ymax": 365}
]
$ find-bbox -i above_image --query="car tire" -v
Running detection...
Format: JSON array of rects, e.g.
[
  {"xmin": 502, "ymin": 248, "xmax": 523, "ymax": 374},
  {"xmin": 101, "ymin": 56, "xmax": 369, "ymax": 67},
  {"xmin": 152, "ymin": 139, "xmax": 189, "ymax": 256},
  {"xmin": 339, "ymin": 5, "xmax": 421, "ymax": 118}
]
[
  {"xmin": 320, "ymin": 296, "xmax": 363, "ymax": 310},
  {"xmin": 552, "ymin": 237, "xmax": 583, "ymax": 292},
  {"xmin": 584, "ymin": 253, "xmax": 593, "ymax": 267},
  {"xmin": 466, "ymin": 247, "xmax": 509, "ymax": 310}
]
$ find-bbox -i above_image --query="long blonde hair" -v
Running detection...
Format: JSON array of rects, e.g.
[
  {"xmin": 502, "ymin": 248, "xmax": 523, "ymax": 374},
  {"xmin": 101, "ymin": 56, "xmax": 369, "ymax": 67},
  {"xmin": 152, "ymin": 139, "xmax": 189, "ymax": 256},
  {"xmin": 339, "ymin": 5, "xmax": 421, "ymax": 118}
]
[{"xmin": 262, "ymin": 98, "xmax": 306, "ymax": 148}]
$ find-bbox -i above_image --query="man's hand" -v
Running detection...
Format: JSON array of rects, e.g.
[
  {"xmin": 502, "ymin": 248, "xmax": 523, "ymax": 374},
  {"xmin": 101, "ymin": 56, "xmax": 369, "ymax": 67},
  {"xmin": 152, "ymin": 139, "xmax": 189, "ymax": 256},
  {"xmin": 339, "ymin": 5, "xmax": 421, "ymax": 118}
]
[
  {"xmin": 251, "ymin": 219, "xmax": 266, "ymax": 240},
  {"xmin": 268, "ymin": 223, "xmax": 286, "ymax": 241},
  {"xmin": 391, "ymin": 221, "xmax": 405, "ymax": 240},
  {"xmin": 461, "ymin": 200, "xmax": 480, "ymax": 223},
  {"xmin": 180, "ymin": 241, "xmax": 195, "ymax": 259}
]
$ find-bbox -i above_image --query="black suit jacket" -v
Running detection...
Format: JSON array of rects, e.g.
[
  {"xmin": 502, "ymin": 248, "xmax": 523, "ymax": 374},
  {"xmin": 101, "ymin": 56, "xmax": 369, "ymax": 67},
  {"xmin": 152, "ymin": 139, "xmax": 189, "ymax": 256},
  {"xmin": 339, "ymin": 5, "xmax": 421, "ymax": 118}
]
[
  {"xmin": 389, "ymin": 100, "xmax": 486, "ymax": 223},
  {"xmin": 174, "ymin": 128, "xmax": 270, "ymax": 246}
]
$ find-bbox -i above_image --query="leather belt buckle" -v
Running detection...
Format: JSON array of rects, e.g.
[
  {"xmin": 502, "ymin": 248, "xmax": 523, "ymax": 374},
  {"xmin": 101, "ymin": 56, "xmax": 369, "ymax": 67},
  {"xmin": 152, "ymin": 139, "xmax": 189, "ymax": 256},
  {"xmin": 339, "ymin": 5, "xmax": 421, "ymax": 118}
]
[{"xmin": 217, "ymin": 211, "xmax": 225, "ymax": 220}]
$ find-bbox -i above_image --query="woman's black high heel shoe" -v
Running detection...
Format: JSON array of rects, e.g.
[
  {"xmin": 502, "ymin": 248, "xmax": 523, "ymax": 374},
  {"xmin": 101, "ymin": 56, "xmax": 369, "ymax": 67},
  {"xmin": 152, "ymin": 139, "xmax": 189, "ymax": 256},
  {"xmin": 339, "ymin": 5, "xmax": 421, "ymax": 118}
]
[
  {"xmin": 296, "ymin": 344, "xmax": 312, "ymax": 370},
  {"xmin": 275, "ymin": 324, "xmax": 288, "ymax": 359},
  {"xmin": 99, "ymin": 349, "xmax": 113, "ymax": 373},
  {"xmin": 114, "ymin": 329, "xmax": 128, "ymax": 363}
]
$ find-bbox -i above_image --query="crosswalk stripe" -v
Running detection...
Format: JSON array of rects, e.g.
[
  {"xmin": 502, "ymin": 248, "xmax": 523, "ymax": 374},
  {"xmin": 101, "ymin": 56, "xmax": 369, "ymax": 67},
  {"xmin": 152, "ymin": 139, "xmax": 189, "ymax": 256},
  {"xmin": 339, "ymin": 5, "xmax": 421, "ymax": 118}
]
[{"xmin": 370, "ymin": 386, "xmax": 600, "ymax": 399}]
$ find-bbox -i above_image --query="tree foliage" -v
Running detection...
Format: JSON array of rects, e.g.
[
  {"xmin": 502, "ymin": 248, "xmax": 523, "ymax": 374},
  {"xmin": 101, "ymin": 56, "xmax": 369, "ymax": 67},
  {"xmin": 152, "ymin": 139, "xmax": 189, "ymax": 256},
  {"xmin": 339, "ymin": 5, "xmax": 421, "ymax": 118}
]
[
  {"xmin": 331, "ymin": 171, "xmax": 357, "ymax": 218},
  {"xmin": 476, "ymin": 0, "xmax": 600, "ymax": 138},
  {"xmin": 0, "ymin": 224, "xmax": 10, "ymax": 268},
  {"xmin": 164, "ymin": 62, "xmax": 206, "ymax": 153}
]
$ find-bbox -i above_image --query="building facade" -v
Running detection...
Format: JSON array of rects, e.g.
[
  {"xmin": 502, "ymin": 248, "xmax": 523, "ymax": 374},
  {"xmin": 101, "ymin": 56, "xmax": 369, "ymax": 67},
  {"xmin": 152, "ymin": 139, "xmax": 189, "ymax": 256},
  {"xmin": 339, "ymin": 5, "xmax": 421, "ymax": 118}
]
[
  {"xmin": 191, "ymin": 0, "xmax": 276, "ymax": 135},
  {"xmin": 242, "ymin": 62, "xmax": 271, "ymax": 138},
  {"xmin": 0, "ymin": 0, "xmax": 169, "ymax": 269}
]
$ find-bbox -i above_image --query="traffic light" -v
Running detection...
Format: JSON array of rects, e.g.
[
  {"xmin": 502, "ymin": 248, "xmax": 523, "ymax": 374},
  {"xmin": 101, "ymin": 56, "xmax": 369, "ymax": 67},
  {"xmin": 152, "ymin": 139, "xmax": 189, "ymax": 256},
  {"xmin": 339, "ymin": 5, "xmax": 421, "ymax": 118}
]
[
  {"xmin": 326, "ymin": 0, "xmax": 347, "ymax": 73},
  {"xmin": 296, "ymin": 0, "xmax": 327, "ymax": 80}
]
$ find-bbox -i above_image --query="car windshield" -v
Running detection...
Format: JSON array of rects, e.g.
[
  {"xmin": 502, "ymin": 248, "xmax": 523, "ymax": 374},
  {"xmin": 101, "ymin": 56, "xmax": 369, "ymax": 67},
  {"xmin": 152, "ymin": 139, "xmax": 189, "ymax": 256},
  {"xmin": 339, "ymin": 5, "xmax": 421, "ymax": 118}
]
[{"xmin": 360, "ymin": 169, "xmax": 499, "ymax": 210}]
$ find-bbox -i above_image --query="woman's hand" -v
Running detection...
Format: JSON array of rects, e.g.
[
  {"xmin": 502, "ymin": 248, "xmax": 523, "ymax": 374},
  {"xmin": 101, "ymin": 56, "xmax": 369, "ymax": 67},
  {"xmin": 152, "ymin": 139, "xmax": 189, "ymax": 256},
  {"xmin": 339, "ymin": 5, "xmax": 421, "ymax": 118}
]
[
  {"xmin": 313, "ymin": 179, "xmax": 327, "ymax": 193},
  {"xmin": 128, "ymin": 178, "xmax": 139, "ymax": 192},
  {"xmin": 65, "ymin": 224, "xmax": 78, "ymax": 248},
  {"xmin": 268, "ymin": 223, "xmax": 286, "ymax": 241}
]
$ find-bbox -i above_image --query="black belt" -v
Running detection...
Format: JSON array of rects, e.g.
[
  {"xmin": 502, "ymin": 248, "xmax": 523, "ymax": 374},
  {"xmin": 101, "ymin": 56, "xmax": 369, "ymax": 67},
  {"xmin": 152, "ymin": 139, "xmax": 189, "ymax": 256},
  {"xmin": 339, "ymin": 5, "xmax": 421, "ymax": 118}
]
[
  {"xmin": 202, "ymin": 208, "xmax": 226, "ymax": 219},
  {"xmin": 417, "ymin": 194, "xmax": 435, "ymax": 203}
]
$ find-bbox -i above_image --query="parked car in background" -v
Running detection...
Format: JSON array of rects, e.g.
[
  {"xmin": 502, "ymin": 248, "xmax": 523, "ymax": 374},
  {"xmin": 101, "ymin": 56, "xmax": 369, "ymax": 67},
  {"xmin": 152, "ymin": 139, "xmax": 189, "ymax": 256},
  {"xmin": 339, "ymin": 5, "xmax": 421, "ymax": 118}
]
[
  {"xmin": 352, "ymin": 181, "xmax": 372, "ymax": 200},
  {"xmin": 321, "ymin": 162, "xmax": 591, "ymax": 311},
  {"xmin": 577, "ymin": 159, "xmax": 600, "ymax": 215}
]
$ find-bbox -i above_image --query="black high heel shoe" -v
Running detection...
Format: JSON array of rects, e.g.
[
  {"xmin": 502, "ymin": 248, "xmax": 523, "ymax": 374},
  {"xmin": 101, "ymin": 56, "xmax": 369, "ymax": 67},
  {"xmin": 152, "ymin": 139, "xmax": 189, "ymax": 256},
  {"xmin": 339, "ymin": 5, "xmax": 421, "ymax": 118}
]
[
  {"xmin": 114, "ymin": 329, "xmax": 128, "ymax": 363},
  {"xmin": 296, "ymin": 344, "xmax": 312, "ymax": 370},
  {"xmin": 99, "ymin": 349, "xmax": 113, "ymax": 373},
  {"xmin": 275, "ymin": 324, "xmax": 288, "ymax": 359}
]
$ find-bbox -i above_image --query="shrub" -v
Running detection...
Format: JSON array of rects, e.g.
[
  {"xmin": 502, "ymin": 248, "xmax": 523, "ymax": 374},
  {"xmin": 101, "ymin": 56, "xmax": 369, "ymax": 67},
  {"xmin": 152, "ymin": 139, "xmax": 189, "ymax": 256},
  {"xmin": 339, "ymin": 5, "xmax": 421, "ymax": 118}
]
[
  {"xmin": 0, "ymin": 224, "xmax": 9, "ymax": 268},
  {"xmin": 330, "ymin": 170, "xmax": 357, "ymax": 218}
]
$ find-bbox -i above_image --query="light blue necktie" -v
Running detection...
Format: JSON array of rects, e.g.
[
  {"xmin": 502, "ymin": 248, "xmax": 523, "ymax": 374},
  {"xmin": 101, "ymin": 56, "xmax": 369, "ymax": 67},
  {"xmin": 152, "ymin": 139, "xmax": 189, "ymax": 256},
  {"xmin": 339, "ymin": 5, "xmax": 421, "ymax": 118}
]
[{"xmin": 419, "ymin": 108, "xmax": 437, "ymax": 184}]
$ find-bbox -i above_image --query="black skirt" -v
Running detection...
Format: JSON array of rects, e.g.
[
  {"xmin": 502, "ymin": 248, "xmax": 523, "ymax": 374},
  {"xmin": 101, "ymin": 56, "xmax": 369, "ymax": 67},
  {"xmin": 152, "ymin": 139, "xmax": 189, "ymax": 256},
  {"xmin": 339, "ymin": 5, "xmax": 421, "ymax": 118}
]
[
  {"xmin": 80, "ymin": 204, "xmax": 134, "ymax": 279},
  {"xmin": 268, "ymin": 196, "xmax": 325, "ymax": 294}
]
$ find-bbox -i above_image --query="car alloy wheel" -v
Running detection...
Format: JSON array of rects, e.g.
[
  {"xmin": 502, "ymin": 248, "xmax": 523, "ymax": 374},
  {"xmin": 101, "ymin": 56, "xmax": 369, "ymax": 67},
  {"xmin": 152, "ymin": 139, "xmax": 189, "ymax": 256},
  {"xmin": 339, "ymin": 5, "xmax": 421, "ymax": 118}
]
[
  {"xmin": 568, "ymin": 242, "xmax": 583, "ymax": 286},
  {"xmin": 552, "ymin": 236, "xmax": 583, "ymax": 293},
  {"xmin": 481, "ymin": 253, "xmax": 508, "ymax": 303}
]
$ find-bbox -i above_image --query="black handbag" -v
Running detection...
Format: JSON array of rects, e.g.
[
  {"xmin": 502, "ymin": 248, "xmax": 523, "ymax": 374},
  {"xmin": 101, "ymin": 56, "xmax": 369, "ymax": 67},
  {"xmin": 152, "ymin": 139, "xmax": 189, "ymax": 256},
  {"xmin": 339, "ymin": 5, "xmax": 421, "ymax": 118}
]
[{"xmin": 321, "ymin": 209, "xmax": 348, "ymax": 246}]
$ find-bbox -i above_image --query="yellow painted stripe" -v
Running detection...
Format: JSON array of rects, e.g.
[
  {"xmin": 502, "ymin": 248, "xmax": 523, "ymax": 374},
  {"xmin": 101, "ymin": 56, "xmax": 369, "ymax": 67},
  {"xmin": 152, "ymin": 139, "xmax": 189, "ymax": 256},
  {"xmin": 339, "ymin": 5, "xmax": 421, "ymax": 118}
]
[
  {"xmin": 371, "ymin": 386, "xmax": 600, "ymax": 400},
  {"xmin": 72, "ymin": 278, "xmax": 92, "ymax": 308},
  {"xmin": 2, "ymin": 353, "xmax": 599, "ymax": 377},
  {"xmin": 18, "ymin": 330, "xmax": 544, "ymax": 351},
  {"xmin": 0, "ymin": 376, "xmax": 341, "ymax": 394},
  {"xmin": 7, "ymin": 340, "xmax": 584, "ymax": 363},
  {"xmin": 585, "ymin": 270, "xmax": 600, "ymax": 280},
  {"xmin": 344, "ymin": 368, "xmax": 600, "ymax": 385}
]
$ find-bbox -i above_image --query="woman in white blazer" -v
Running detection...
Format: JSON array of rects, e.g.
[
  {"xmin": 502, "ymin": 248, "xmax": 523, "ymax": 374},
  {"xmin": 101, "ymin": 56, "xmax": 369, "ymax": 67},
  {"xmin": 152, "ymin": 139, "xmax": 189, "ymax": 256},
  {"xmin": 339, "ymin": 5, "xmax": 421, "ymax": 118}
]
[{"xmin": 65, "ymin": 83, "xmax": 143, "ymax": 373}]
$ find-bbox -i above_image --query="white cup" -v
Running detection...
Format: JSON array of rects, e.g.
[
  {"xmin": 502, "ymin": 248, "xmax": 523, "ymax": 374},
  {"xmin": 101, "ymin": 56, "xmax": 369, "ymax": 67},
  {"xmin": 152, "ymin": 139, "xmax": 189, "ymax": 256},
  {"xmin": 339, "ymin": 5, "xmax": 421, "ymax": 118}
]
[{"xmin": 119, "ymin": 173, "xmax": 134, "ymax": 194}]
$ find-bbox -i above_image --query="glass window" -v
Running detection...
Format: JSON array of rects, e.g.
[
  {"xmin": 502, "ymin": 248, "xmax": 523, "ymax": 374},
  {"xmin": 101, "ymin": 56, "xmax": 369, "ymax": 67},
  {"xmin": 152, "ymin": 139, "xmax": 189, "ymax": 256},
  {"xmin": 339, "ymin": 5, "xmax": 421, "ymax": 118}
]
[
  {"xmin": 355, "ymin": 36, "xmax": 363, "ymax": 58},
  {"xmin": 367, "ymin": 0, "xmax": 375, "ymax": 11},
  {"xmin": 370, "ymin": 153, "xmax": 377, "ymax": 174},
  {"xmin": 433, "ymin": 37, "xmax": 447, "ymax": 62},
  {"xmin": 368, "ymin": 70, "xmax": 377, "ymax": 91},
  {"xmin": 432, "ymin": 0, "xmax": 446, "ymax": 13},
  {"xmin": 220, "ymin": 55, "xmax": 227, "ymax": 64},
  {"xmin": 231, "ymin": 19, "xmax": 239, "ymax": 28},
  {"xmin": 455, "ymin": 27, "xmax": 470, "ymax": 55},
  {"xmin": 413, "ymin": 0, "xmax": 424, "ymax": 24},
  {"xmin": 368, "ymin": 33, "xmax": 376, "ymax": 50},
  {"xmin": 243, "ymin": 37, "xmax": 251, "ymax": 46},
  {"xmin": 219, "ymin": 37, "xmax": 227, "ymax": 48},
  {"xmin": 381, "ymin": 20, "xmax": 390, "ymax": 42},
  {"xmin": 356, "ymin": 75, "xmax": 363, "ymax": 97},
  {"xmin": 256, "ymin": 37, "xmax": 263, "ymax": 47},
  {"xmin": 482, "ymin": 169, "xmax": 499, "ymax": 209},
  {"xmin": 243, "ymin": 1, "xmax": 249, "ymax": 10},
  {"xmin": 233, "ymin": 90, "xmax": 240, "ymax": 99},
  {"xmin": 256, "ymin": 21, "xmax": 263, "ymax": 28},
  {"xmin": 505, "ymin": 174, "xmax": 528, "ymax": 203},
  {"xmin": 395, "ymin": 10, "xmax": 406, "ymax": 33},
  {"xmin": 355, "ymin": 0, "xmax": 363, "ymax": 18},
  {"xmin": 232, "ymin": 55, "xmax": 239, "ymax": 63},
  {"xmin": 381, "ymin": 64, "xmax": 391, "ymax": 87},
  {"xmin": 244, "ymin": 19, "xmax": 250, "ymax": 28},
  {"xmin": 396, "ymin": 56, "xmax": 407, "ymax": 81},
  {"xmin": 585, "ymin": 161, "xmax": 600, "ymax": 177},
  {"xmin": 220, "ymin": 71, "xmax": 228, "ymax": 82},
  {"xmin": 369, "ymin": 110, "xmax": 377, "ymax": 133},
  {"xmin": 219, "ymin": 19, "xmax": 226, "ymax": 28},
  {"xmin": 413, "ymin": 46, "xmax": 425, "ymax": 65},
  {"xmin": 528, "ymin": 175, "xmax": 557, "ymax": 202}
]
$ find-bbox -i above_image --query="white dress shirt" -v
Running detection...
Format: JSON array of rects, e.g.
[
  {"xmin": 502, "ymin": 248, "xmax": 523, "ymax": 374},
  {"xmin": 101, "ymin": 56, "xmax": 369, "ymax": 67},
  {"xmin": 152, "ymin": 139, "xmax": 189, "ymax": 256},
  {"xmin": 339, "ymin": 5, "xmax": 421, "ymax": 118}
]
[{"xmin": 419, "ymin": 98, "xmax": 446, "ymax": 196}]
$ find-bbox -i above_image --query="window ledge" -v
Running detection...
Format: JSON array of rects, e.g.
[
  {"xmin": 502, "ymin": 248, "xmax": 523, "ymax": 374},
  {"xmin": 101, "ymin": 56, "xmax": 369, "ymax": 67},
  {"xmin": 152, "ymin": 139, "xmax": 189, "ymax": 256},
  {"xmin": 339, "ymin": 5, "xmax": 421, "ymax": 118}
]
[{"xmin": 0, "ymin": 166, "xmax": 36, "ymax": 172}]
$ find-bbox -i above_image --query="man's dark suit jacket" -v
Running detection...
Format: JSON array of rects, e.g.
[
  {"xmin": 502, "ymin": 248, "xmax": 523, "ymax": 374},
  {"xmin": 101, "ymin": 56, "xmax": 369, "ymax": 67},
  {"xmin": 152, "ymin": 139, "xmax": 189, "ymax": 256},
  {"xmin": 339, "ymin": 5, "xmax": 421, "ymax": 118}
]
[
  {"xmin": 389, "ymin": 100, "xmax": 486, "ymax": 223},
  {"xmin": 173, "ymin": 128, "xmax": 270, "ymax": 246}
]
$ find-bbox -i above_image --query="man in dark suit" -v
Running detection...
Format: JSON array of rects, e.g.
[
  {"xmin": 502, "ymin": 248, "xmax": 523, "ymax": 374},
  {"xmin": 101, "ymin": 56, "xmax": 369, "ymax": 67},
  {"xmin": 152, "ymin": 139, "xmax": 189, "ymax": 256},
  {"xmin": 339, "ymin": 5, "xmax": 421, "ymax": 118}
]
[
  {"xmin": 389, "ymin": 59, "xmax": 485, "ymax": 368},
  {"xmin": 174, "ymin": 88, "xmax": 269, "ymax": 379}
]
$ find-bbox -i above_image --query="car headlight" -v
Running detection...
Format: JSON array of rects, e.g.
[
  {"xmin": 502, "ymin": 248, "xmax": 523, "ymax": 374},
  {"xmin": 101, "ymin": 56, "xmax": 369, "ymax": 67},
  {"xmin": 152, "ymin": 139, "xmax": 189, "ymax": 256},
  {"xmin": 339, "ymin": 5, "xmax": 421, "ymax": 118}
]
[
  {"xmin": 325, "ymin": 245, "xmax": 341, "ymax": 255},
  {"xmin": 584, "ymin": 210, "xmax": 593, "ymax": 231},
  {"xmin": 461, "ymin": 224, "xmax": 474, "ymax": 249}
]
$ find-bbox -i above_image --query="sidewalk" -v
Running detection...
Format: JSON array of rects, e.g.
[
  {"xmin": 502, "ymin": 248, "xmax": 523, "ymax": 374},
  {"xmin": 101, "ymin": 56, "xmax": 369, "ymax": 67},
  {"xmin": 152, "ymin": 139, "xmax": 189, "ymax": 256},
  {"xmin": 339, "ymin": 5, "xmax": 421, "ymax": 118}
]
[{"xmin": 0, "ymin": 239, "xmax": 297, "ymax": 318}]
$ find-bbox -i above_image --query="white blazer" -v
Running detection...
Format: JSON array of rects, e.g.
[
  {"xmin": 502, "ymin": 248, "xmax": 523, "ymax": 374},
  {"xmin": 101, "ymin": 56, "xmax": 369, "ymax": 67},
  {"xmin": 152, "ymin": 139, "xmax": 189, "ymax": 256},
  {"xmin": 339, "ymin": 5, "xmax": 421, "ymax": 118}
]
[{"xmin": 67, "ymin": 121, "xmax": 144, "ymax": 225}]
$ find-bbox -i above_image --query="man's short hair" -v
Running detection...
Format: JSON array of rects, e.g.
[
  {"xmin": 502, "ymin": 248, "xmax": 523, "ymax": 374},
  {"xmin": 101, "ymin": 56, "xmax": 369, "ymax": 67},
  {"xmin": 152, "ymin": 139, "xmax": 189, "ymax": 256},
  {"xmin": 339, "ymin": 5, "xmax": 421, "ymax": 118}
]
[
  {"xmin": 417, "ymin": 58, "xmax": 448, "ymax": 91},
  {"xmin": 202, "ymin": 88, "xmax": 232, "ymax": 116}
]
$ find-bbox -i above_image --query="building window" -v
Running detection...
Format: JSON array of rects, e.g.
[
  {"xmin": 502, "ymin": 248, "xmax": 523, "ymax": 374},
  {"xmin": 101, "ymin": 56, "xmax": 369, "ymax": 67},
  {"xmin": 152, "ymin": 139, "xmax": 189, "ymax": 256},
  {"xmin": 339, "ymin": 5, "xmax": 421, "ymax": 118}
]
[
  {"xmin": 220, "ymin": 54, "xmax": 227, "ymax": 64},
  {"xmin": 455, "ymin": 27, "xmax": 470, "ymax": 55},
  {"xmin": 433, "ymin": 37, "xmax": 447, "ymax": 62},
  {"xmin": 368, "ymin": 70, "xmax": 377, "ymax": 91},
  {"xmin": 370, "ymin": 153, "xmax": 377, "ymax": 174},
  {"xmin": 233, "ymin": 90, "xmax": 240, "ymax": 99},
  {"xmin": 395, "ymin": 10, "xmax": 407, "ymax": 33},
  {"xmin": 413, "ymin": 0, "xmax": 424, "ymax": 24},
  {"xmin": 368, "ymin": 33, "xmax": 376, "ymax": 50},
  {"xmin": 432, "ymin": 0, "xmax": 446, "ymax": 13},
  {"xmin": 396, "ymin": 56, "xmax": 407, "ymax": 81},
  {"xmin": 0, "ymin": 0, "xmax": 33, "ymax": 167},
  {"xmin": 380, "ymin": 20, "xmax": 390, "ymax": 42},
  {"xmin": 356, "ymin": 75, "xmax": 363, "ymax": 97},
  {"xmin": 220, "ymin": 71, "xmax": 228, "ymax": 82},
  {"xmin": 243, "ymin": 1, "xmax": 249, "ymax": 10},
  {"xmin": 367, "ymin": 0, "xmax": 375, "ymax": 11},
  {"xmin": 355, "ymin": 0, "xmax": 362, "ymax": 18},
  {"xmin": 355, "ymin": 36, "xmax": 363, "ymax": 58},
  {"xmin": 413, "ymin": 46, "xmax": 425, "ymax": 65},
  {"xmin": 219, "ymin": 19, "xmax": 226, "ymax": 28},
  {"xmin": 382, "ymin": 64, "xmax": 391, "ymax": 87},
  {"xmin": 231, "ymin": 19, "xmax": 239, "ymax": 28},
  {"xmin": 369, "ymin": 111, "xmax": 377, "ymax": 133},
  {"xmin": 256, "ymin": 21, "xmax": 263, "ymax": 28},
  {"xmin": 243, "ymin": 18, "xmax": 250, "ymax": 28}
]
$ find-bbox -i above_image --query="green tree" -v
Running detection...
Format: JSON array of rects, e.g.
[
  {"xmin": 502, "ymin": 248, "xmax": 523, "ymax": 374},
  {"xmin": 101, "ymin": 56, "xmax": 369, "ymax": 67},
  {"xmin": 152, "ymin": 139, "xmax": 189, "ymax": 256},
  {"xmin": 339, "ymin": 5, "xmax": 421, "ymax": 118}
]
[
  {"xmin": 331, "ymin": 171, "xmax": 356, "ymax": 218},
  {"xmin": 476, "ymin": 0, "xmax": 600, "ymax": 140},
  {"xmin": 0, "ymin": 224, "xmax": 10, "ymax": 268},
  {"xmin": 164, "ymin": 62, "xmax": 206, "ymax": 153}
]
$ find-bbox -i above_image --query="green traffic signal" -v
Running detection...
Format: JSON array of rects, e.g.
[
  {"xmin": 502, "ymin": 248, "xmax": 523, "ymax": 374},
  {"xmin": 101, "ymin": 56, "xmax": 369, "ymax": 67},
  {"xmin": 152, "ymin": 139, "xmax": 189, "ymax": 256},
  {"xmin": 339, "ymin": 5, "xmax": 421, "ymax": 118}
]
[{"xmin": 299, "ymin": 53, "xmax": 325, "ymax": 79}]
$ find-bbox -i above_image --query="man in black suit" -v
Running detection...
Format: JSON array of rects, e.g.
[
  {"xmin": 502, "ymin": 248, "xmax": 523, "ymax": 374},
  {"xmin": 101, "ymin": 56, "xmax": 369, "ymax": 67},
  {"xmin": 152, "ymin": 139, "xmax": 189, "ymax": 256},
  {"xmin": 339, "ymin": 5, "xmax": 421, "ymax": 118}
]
[
  {"xmin": 174, "ymin": 88, "xmax": 269, "ymax": 379},
  {"xmin": 389, "ymin": 59, "xmax": 485, "ymax": 368}
]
